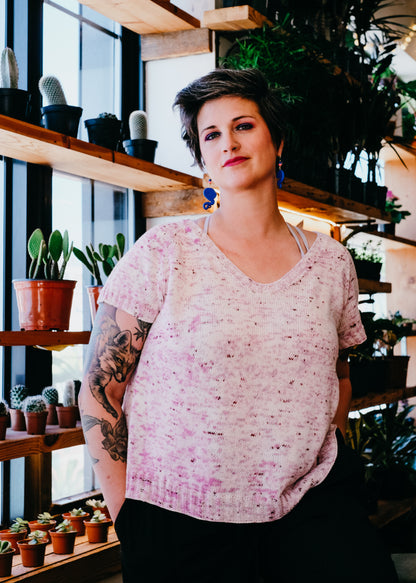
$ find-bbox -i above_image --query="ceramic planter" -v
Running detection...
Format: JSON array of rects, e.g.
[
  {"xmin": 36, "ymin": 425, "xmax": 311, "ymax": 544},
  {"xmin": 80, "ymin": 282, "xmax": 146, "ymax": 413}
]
[
  {"xmin": 0, "ymin": 530, "xmax": 27, "ymax": 554},
  {"xmin": 17, "ymin": 539, "xmax": 47, "ymax": 567},
  {"xmin": 85, "ymin": 118, "xmax": 122, "ymax": 150},
  {"xmin": 122, "ymin": 138, "xmax": 158, "ymax": 162},
  {"xmin": 0, "ymin": 88, "xmax": 31, "ymax": 121},
  {"xmin": 41, "ymin": 104, "xmax": 83, "ymax": 138},
  {"xmin": 50, "ymin": 529, "xmax": 77, "ymax": 554},
  {"xmin": 84, "ymin": 519, "xmax": 112, "ymax": 543},
  {"xmin": 352, "ymin": 259, "xmax": 382, "ymax": 281},
  {"xmin": 46, "ymin": 403, "xmax": 59, "ymax": 425},
  {"xmin": 10, "ymin": 408, "xmax": 26, "ymax": 431},
  {"xmin": 13, "ymin": 279, "xmax": 76, "ymax": 331},
  {"xmin": 56, "ymin": 405, "xmax": 78, "ymax": 428},
  {"xmin": 62, "ymin": 512, "xmax": 88, "ymax": 536},
  {"xmin": 28, "ymin": 520, "xmax": 56, "ymax": 543},
  {"xmin": 0, "ymin": 415, "xmax": 8, "ymax": 440},
  {"xmin": 0, "ymin": 548, "xmax": 15, "ymax": 577},
  {"xmin": 87, "ymin": 285, "xmax": 102, "ymax": 323},
  {"xmin": 24, "ymin": 411, "xmax": 48, "ymax": 435}
]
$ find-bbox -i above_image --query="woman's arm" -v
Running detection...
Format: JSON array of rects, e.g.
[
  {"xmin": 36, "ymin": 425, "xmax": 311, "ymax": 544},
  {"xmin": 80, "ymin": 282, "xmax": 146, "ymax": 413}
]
[
  {"xmin": 78, "ymin": 302, "xmax": 151, "ymax": 521},
  {"xmin": 333, "ymin": 350, "xmax": 352, "ymax": 439}
]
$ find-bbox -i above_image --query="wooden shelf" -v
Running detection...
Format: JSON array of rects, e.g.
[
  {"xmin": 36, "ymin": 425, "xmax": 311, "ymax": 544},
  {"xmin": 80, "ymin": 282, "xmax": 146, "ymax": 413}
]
[
  {"xmin": 1, "ymin": 528, "xmax": 120, "ymax": 582},
  {"xmin": 350, "ymin": 386, "xmax": 416, "ymax": 411},
  {"xmin": 0, "ymin": 115, "xmax": 202, "ymax": 192},
  {"xmin": 358, "ymin": 279, "xmax": 392, "ymax": 294},
  {"xmin": 0, "ymin": 425, "xmax": 85, "ymax": 462},
  {"xmin": 369, "ymin": 497, "xmax": 416, "ymax": 529},
  {"xmin": 0, "ymin": 332, "xmax": 91, "ymax": 347},
  {"xmin": 202, "ymin": 5, "xmax": 272, "ymax": 30},
  {"xmin": 78, "ymin": 0, "xmax": 199, "ymax": 34}
]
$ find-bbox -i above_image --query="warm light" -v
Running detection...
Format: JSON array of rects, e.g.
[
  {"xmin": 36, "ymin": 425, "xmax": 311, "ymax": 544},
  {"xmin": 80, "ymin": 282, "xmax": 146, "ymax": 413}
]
[
  {"xmin": 411, "ymin": 23, "xmax": 416, "ymax": 31},
  {"xmin": 279, "ymin": 206, "xmax": 338, "ymax": 227}
]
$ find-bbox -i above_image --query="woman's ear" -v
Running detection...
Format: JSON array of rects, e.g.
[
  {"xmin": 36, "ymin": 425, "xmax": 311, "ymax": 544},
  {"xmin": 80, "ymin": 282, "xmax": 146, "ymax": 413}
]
[{"xmin": 277, "ymin": 140, "xmax": 284, "ymax": 158}]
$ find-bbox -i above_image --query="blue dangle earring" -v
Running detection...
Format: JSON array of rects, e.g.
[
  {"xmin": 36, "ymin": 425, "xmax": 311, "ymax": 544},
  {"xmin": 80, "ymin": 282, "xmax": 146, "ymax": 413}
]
[
  {"xmin": 203, "ymin": 178, "xmax": 217, "ymax": 210},
  {"xmin": 276, "ymin": 157, "xmax": 285, "ymax": 189}
]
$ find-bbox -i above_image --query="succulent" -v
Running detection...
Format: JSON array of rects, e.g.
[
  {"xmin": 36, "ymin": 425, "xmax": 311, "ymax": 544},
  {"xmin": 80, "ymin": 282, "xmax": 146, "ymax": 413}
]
[
  {"xmin": 22, "ymin": 395, "xmax": 47, "ymax": 413},
  {"xmin": 73, "ymin": 233, "xmax": 125, "ymax": 286},
  {"xmin": 42, "ymin": 386, "xmax": 59, "ymax": 405},
  {"xmin": 129, "ymin": 110, "xmax": 147, "ymax": 140},
  {"xmin": 90, "ymin": 510, "xmax": 107, "ymax": 523},
  {"xmin": 0, "ymin": 540, "xmax": 12, "ymax": 553},
  {"xmin": 28, "ymin": 530, "xmax": 47, "ymax": 545},
  {"xmin": 38, "ymin": 75, "xmax": 67, "ymax": 106},
  {"xmin": 86, "ymin": 498, "xmax": 107, "ymax": 509},
  {"xmin": 36, "ymin": 512, "xmax": 53, "ymax": 524},
  {"xmin": 62, "ymin": 381, "xmax": 75, "ymax": 407},
  {"xmin": 9, "ymin": 517, "xmax": 29, "ymax": 533},
  {"xmin": 55, "ymin": 519, "xmax": 74, "ymax": 533},
  {"xmin": 0, "ymin": 399, "xmax": 9, "ymax": 416},
  {"xmin": 98, "ymin": 112, "xmax": 118, "ymax": 120},
  {"xmin": 0, "ymin": 47, "xmax": 19, "ymax": 89},
  {"xmin": 68, "ymin": 507, "xmax": 87, "ymax": 516},
  {"xmin": 27, "ymin": 228, "xmax": 73, "ymax": 280},
  {"xmin": 10, "ymin": 384, "xmax": 29, "ymax": 409}
]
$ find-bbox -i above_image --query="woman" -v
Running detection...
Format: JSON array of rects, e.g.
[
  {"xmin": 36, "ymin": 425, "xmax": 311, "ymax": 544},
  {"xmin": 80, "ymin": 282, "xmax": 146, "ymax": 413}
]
[{"xmin": 79, "ymin": 68, "xmax": 398, "ymax": 582}]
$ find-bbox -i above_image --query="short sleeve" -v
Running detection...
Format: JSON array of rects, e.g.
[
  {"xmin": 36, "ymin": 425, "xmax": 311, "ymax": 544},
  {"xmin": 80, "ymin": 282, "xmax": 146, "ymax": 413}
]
[
  {"xmin": 337, "ymin": 250, "xmax": 367, "ymax": 351},
  {"xmin": 98, "ymin": 226, "xmax": 168, "ymax": 323}
]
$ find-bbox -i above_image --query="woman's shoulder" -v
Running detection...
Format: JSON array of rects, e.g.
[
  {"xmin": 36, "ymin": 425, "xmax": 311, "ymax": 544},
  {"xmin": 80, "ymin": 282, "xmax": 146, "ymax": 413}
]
[{"xmin": 135, "ymin": 218, "xmax": 198, "ymax": 247}]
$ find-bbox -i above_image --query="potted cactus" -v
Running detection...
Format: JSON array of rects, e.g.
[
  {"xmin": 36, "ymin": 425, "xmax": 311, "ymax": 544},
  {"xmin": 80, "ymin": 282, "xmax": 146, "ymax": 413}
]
[
  {"xmin": 0, "ymin": 517, "xmax": 29, "ymax": 554},
  {"xmin": 17, "ymin": 530, "xmax": 48, "ymax": 567},
  {"xmin": 42, "ymin": 386, "xmax": 59, "ymax": 425},
  {"xmin": 0, "ymin": 47, "xmax": 31, "ymax": 121},
  {"xmin": 28, "ymin": 512, "xmax": 57, "ymax": 543},
  {"xmin": 9, "ymin": 384, "xmax": 29, "ymax": 431},
  {"xmin": 56, "ymin": 381, "xmax": 78, "ymax": 428},
  {"xmin": 84, "ymin": 112, "xmax": 122, "ymax": 150},
  {"xmin": 0, "ymin": 540, "xmax": 14, "ymax": 577},
  {"xmin": 50, "ymin": 519, "xmax": 77, "ymax": 554},
  {"xmin": 39, "ymin": 75, "xmax": 82, "ymax": 137},
  {"xmin": 61, "ymin": 508, "xmax": 89, "ymax": 537},
  {"xmin": 0, "ymin": 399, "xmax": 9, "ymax": 440},
  {"xmin": 13, "ymin": 227, "xmax": 76, "ymax": 331},
  {"xmin": 73, "ymin": 232, "xmax": 125, "ymax": 322},
  {"xmin": 122, "ymin": 110, "xmax": 158, "ymax": 162},
  {"xmin": 22, "ymin": 395, "xmax": 48, "ymax": 435},
  {"xmin": 84, "ymin": 510, "xmax": 112, "ymax": 543}
]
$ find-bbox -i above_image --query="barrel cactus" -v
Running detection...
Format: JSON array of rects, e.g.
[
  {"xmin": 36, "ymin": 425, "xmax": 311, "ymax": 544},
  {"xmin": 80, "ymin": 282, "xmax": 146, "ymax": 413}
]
[
  {"xmin": 0, "ymin": 47, "xmax": 19, "ymax": 89},
  {"xmin": 10, "ymin": 384, "xmax": 29, "ymax": 409},
  {"xmin": 129, "ymin": 110, "xmax": 147, "ymax": 140},
  {"xmin": 42, "ymin": 386, "xmax": 59, "ymax": 405},
  {"xmin": 98, "ymin": 112, "xmax": 118, "ymax": 120},
  {"xmin": 0, "ymin": 399, "xmax": 9, "ymax": 416},
  {"xmin": 22, "ymin": 395, "xmax": 47, "ymax": 413},
  {"xmin": 38, "ymin": 75, "xmax": 67, "ymax": 106}
]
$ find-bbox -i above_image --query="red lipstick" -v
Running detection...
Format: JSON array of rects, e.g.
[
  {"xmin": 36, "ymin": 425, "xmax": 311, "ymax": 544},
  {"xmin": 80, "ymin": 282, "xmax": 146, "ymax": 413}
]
[{"xmin": 223, "ymin": 156, "xmax": 248, "ymax": 167}]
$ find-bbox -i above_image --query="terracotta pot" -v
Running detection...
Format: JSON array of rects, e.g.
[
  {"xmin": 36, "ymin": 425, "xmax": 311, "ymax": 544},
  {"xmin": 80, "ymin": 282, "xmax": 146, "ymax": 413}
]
[
  {"xmin": 10, "ymin": 408, "xmax": 26, "ymax": 431},
  {"xmin": 84, "ymin": 519, "xmax": 112, "ymax": 543},
  {"xmin": 50, "ymin": 529, "xmax": 77, "ymax": 554},
  {"xmin": 13, "ymin": 279, "xmax": 76, "ymax": 331},
  {"xmin": 46, "ymin": 403, "xmax": 58, "ymax": 425},
  {"xmin": 0, "ymin": 548, "xmax": 15, "ymax": 577},
  {"xmin": 24, "ymin": 411, "xmax": 48, "ymax": 435},
  {"xmin": 62, "ymin": 513, "xmax": 88, "ymax": 536},
  {"xmin": 0, "ymin": 530, "xmax": 27, "ymax": 554},
  {"xmin": 28, "ymin": 520, "xmax": 56, "ymax": 543},
  {"xmin": 87, "ymin": 285, "xmax": 102, "ymax": 323},
  {"xmin": 17, "ymin": 538, "xmax": 47, "ymax": 567},
  {"xmin": 0, "ymin": 415, "xmax": 8, "ymax": 440},
  {"xmin": 91, "ymin": 505, "xmax": 111, "ymax": 520},
  {"xmin": 56, "ymin": 405, "xmax": 78, "ymax": 428}
]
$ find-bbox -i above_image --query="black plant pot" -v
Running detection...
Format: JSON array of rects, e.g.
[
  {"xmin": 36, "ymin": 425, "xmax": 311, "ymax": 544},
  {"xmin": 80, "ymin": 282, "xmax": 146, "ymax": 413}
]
[
  {"xmin": 378, "ymin": 223, "xmax": 396, "ymax": 235},
  {"xmin": 41, "ymin": 105, "xmax": 83, "ymax": 137},
  {"xmin": 353, "ymin": 258, "xmax": 382, "ymax": 281},
  {"xmin": 84, "ymin": 118, "xmax": 122, "ymax": 150},
  {"xmin": 123, "ymin": 139, "xmax": 158, "ymax": 163},
  {"xmin": 0, "ymin": 88, "xmax": 31, "ymax": 121}
]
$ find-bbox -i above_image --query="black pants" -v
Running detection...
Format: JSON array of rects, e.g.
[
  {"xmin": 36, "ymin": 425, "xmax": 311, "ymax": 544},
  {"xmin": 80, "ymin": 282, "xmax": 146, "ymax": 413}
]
[{"xmin": 115, "ymin": 433, "xmax": 399, "ymax": 583}]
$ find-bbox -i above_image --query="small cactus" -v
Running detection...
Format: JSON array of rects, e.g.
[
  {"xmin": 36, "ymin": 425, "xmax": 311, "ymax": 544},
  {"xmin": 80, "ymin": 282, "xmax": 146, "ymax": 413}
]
[
  {"xmin": 36, "ymin": 512, "xmax": 53, "ymax": 524},
  {"xmin": 0, "ymin": 47, "xmax": 19, "ymax": 89},
  {"xmin": 55, "ymin": 519, "xmax": 74, "ymax": 533},
  {"xmin": 0, "ymin": 540, "xmax": 12, "ymax": 553},
  {"xmin": 9, "ymin": 517, "xmax": 29, "ymax": 533},
  {"xmin": 98, "ymin": 112, "xmax": 118, "ymax": 120},
  {"xmin": 42, "ymin": 386, "xmax": 59, "ymax": 405},
  {"xmin": 10, "ymin": 384, "xmax": 29, "ymax": 409},
  {"xmin": 68, "ymin": 507, "xmax": 87, "ymax": 516},
  {"xmin": 27, "ymin": 228, "xmax": 73, "ymax": 280},
  {"xmin": 62, "ymin": 381, "xmax": 75, "ymax": 407},
  {"xmin": 38, "ymin": 75, "xmax": 67, "ymax": 106},
  {"xmin": 28, "ymin": 530, "xmax": 47, "ymax": 545},
  {"xmin": 22, "ymin": 395, "xmax": 47, "ymax": 413},
  {"xmin": 0, "ymin": 399, "xmax": 9, "ymax": 416},
  {"xmin": 90, "ymin": 510, "xmax": 107, "ymax": 523},
  {"xmin": 73, "ymin": 233, "xmax": 125, "ymax": 286},
  {"xmin": 86, "ymin": 498, "xmax": 106, "ymax": 509},
  {"xmin": 129, "ymin": 110, "xmax": 147, "ymax": 140}
]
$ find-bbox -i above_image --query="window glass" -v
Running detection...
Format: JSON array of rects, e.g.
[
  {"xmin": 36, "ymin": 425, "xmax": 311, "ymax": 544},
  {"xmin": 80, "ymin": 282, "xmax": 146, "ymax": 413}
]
[{"xmin": 51, "ymin": 0, "xmax": 79, "ymax": 14}]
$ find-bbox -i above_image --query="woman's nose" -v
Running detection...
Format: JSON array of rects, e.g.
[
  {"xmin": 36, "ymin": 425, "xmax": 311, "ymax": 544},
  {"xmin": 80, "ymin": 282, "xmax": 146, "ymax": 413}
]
[{"xmin": 223, "ymin": 137, "xmax": 239, "ymax": 152}]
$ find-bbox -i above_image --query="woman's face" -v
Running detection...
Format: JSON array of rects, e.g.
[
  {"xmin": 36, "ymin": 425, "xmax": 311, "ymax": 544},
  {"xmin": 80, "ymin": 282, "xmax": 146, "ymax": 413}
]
[{"xmin": 197, "ymin": 96, "xmax": 279, "ymax": 193}]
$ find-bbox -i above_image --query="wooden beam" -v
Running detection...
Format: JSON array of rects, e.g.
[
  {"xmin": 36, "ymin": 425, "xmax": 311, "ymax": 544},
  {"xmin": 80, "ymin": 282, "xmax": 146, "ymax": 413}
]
[
  {"xmin": 78, "ymin": 0, "xmax": 200, "ymax": 34},
  {"xmin": 141, "ymin": 28, "xmax": 212, "ymax": 61},
  {"xmin": 202, "ymin": 6, "xmax": 272, "ymax": 31},
  {"xmin": 142, "ymin": 188, "xmax": 209, "ymax": 217}
]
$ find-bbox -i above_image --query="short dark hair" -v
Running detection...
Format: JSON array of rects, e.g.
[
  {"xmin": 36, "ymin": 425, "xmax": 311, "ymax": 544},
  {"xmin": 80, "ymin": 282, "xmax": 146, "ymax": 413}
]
[{"xmin": 173, "ymin": 68, "xmax": 286, "ymax": 169}]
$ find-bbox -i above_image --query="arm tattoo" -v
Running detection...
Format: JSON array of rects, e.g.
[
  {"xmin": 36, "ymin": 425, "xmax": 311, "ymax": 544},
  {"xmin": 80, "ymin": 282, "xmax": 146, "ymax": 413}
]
[{"xmin": 82, "ymin": 414, "xmax": 127, "ymax": 463}]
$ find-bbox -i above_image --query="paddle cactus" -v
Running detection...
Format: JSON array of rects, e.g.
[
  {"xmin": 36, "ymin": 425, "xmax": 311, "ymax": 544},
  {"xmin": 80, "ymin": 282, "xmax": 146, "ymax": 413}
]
[
  {"xmin": 0, "ymin": 47, "xmax": 18, "ymax": 89},
  {"xmin": 129, "ymin": 110, "xmax": 147, "ymax": 140},
  {"xmin": 42, "ymin": 386, "xmax": 59, "ymax": 405},
  {"xmin": 27, "ymin": 228, "xmax": 73, "ymax": 280},
  {"xmin": 10, "ymin": 384, "xmax": 29, "ymax": 409},
  {"xmin": 22, "ymin": 396, "xmax": 47, "ymax": 413},
  {"xmin": 73, "ymin": 233, "xmax": 125, "ymax": 285},
  {"xmin": 38, "ymin": 75, "xmax": 67, "ymax": 106}
]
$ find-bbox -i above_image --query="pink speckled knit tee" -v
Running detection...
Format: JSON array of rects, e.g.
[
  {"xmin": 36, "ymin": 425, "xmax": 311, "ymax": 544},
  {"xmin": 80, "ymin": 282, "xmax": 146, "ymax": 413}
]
[{"xmin": 100, "ymin": 218, "xmax": 366, "ymax": 523}]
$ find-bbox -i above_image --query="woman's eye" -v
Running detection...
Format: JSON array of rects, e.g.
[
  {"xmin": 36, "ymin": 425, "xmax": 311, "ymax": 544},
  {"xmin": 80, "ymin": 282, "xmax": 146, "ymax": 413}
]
[
  {"xmin": 204, "ymin": 131, "xmax": 220, "ymax": 141},
  {"xmin": 236, "ymin": 122, "xmax": 253, "ymax": 131}
]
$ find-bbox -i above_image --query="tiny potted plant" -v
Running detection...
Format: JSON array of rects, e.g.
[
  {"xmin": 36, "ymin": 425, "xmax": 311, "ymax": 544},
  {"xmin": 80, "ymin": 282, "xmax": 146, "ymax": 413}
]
[
  {"xmin": 39, "ymin": 75, "xmax": 82, "ymax": 137},
  {"xmin": 9, "ymin": 384, "xmax": 29, "ymax": 431},
  {"xmin": 0, "ymin": 399, "xmax": 9, "ymax": 441},
  {"xmin": 73, "ymin": 232, "xmax": 125, "ymax": 321},
  {"xmin": 56, "ymin": 381, "xmax": 78, "ymax": 428},
  {"xmin": 50, "ymin": 519, "xmax": 77, "ymax": 554},
  {"xmin": 0, "ymin": 517, "xmax": 29, "ymax": 554},
  {"xmin": 0, "ymin": 47, "xmax": 31, "ymax": 121},
  {"xmin": 86, "ymin": 498, "xmax": 111, "ymax": 520},
  {"xmin": 122, "ymin": 110, "xmax": 158, "ymax": 162},
  {"xmin": 0, "ymin": 540, "xmax": 14, "ymax": 578},
  {"xmin": 84, "ymin": 112, "xmax": 122, "ymax": 150},
  {"xmin": 42, "ymin": 386, "xmax": 59, "ymax": 425},
  {"xmin": 17, "ymin": 530, "xmax": 48, "ymax": 567},
  {"xmin": 13, "ymin": 228, "xmax": 75, "ymax": 331},
  {"xmin": 84, "ymin": 509, "xmax": 112, "ymax": 543},
  {"xmin": 28, "ymin": 512, "xmax": 57, "ymax": 543},
  {"xmin": 379, "ymin": 190, "xmax": 411, "ymax": 234},
  {"xmin": 61, "ymin": 508, "xmax": 89, "ymax": 537},
  {"xmin": 347, "ymin": 239, "xmax": 383, "ymax": 281},
  {"xmin": 22, "ymin": 395, "xmax": 48, "ymax": 435}
]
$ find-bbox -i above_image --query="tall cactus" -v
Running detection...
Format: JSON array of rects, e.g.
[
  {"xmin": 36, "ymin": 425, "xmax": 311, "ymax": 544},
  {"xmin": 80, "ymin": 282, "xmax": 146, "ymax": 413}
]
[
  {"xmin": 38, "ymin": 75, "xmax": 67, "ymax": 106},
  {"xmin": 63, "ymin": 380, "xmax": 75, "ymax": 407},
  {"xmin": 0, "ymin": 47, "xmax": 19, "ymax": 89},
  {"xmin": 129, "ymin": 110, "xmax": 147, "ymax": 140}
]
